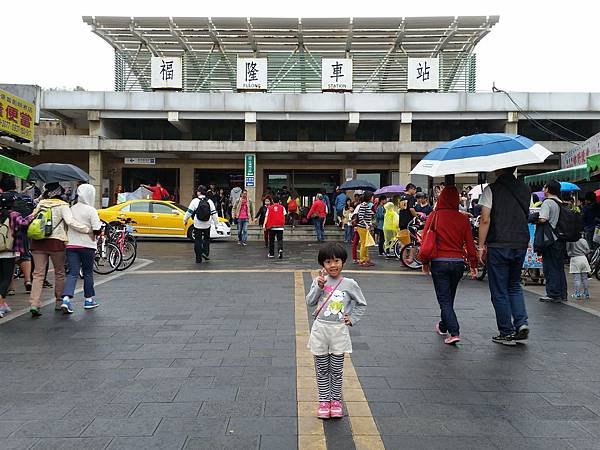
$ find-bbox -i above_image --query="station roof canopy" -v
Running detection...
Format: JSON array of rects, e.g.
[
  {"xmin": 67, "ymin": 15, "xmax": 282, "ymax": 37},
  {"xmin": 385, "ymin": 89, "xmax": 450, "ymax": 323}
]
[{"xmin": 82, "ymin": 16, "xmax": 499, "ymax": 56}]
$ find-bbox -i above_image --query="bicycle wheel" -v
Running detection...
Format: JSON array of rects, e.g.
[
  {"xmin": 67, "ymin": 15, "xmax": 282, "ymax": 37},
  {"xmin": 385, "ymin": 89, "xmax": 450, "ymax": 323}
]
[
  {"xmin": 400, "ymin": 243, "xmax": 422, "ymax": 270},
  {"xmin": 393, "ymin": 240, "xmax": 403, "ymax": 259},
  {"xmin": 93, "ymin": 243, "xmax": 122, "ymax": 275},
  {"xmin": 116, "ymin": 240, "xmax": 137, "ymax": 271}
]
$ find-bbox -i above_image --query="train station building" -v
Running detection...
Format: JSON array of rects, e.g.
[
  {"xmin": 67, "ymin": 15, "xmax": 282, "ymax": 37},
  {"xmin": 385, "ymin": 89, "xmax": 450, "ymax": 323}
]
[{"xmin": 14, "ymin": 16, "xmax": 600, "ymax": 206}]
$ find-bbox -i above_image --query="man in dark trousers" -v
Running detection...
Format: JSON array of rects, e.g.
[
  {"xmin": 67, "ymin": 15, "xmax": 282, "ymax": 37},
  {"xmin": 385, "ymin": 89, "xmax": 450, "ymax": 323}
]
[
  {"xmin": 478, "ymin": 167, "xmax": 531, "ymax": 346},
  {"xmin": 183, "ymin": 185, "xmax": 220, "ymax": 264}
]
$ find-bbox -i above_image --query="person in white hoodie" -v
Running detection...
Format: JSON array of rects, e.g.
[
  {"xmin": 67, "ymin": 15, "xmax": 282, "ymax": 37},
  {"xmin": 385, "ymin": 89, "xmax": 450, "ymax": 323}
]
[{"xmin": 60, "ymin": 184, "xmax": 102, "ymax": 314}]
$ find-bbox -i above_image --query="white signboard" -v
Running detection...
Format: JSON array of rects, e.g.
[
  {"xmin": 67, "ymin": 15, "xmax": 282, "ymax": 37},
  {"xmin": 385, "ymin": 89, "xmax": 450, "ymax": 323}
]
[
  {"xmin": 561, "ymin": 131, "xmax": 600, "ymax": 168},
  {"xmin": 322, "ymin": 58, "xmax": 353, "ymax": 91},
  {"xmin": 124, "ymin": 157, "xmax": 156, "ymax": 165},
  {"xmin": 407, "ymin": 57, "xmax": 439, "ymax": 91},
  {"xmin": 151, "ymin": 57, "xmax": 183, "ymax": 89},
  {"xmin": 237, "ymin": 58, "xmax": 268, "ymax": 91}
]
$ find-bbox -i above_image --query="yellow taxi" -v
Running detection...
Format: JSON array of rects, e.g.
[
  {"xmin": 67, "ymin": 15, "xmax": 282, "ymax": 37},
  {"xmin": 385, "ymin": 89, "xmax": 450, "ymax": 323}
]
[{"xmin": 98, "ymin": 199, "xmax": 231, "ymax": 240}]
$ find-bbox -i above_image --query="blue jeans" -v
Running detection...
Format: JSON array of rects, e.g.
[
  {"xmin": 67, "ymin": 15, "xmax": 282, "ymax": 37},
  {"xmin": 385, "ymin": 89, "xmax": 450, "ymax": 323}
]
[
  {"xmin": 63, "ymin": 248, "xmax": 95, "ymax": 299},
  {"xmin": 430, "ymin": 260, "xmax": 464, "ymax": 336},
  {"xmin": 237, "ymin": 219, "xmax": 248, "ymax": 243},
  {"xmin": 344, "ymin": 224, "xmax": 353, "ymax": 242},
  {"xmin": 542, "ymin": 240, "xmax": 567, "ymax": 300},
  {"xmin": 487, "ymin": 247, "xmax": 528, "ymax": 336},
  {"xmin": 313, "ymin": 217, "xmax": 325, "ymax": 242}
]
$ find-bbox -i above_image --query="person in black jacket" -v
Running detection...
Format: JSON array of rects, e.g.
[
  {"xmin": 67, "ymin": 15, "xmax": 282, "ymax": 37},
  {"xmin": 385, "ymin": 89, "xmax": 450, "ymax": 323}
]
[
  {"xmin": 478, "ymin": 167, "xmax": 531, "ymax": 346},
  {"xmin": 255, "ymin": 197, "xmax": 272, "ymax": 248}
]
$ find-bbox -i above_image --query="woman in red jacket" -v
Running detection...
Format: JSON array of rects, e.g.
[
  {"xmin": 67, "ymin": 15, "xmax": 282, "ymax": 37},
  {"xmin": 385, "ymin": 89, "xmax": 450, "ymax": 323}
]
[
  {"xmin": 307, "ymin": 194, "xmax": 327, "ymax": 242},
  {"xmin": 421, "ymin": 186, "xmax": 478, "ymax": 345}
]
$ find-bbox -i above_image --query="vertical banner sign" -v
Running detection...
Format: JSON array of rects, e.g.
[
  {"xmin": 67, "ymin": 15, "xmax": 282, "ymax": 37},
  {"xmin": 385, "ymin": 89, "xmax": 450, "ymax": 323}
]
[
  {"xmin": 237, "ymin": 58, "xmax": 268, "ymax": 91},
  {"xmin": 322, "ymin": 58, "xmax": 353, "ymax": 91},
  {"xmin": 0, "ymin": 89, "xmax": 35, "ymax": 142},
  {"xmin": 151, "ymin": 57, "xmax": 183, "ymax": 89},
  {"xmin": 245, "ymin": 154, "xmax": 256, "ymax": 188},
  {"xmin": 407, "ymin": 58, "xmax": 440, "ymax": 91}
]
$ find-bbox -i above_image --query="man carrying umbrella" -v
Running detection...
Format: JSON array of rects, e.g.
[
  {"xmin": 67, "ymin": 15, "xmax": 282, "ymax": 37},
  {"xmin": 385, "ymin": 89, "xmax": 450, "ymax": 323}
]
[{"xmin": 478, "ymin": 167, "xmax": 531, "ymax": 346}]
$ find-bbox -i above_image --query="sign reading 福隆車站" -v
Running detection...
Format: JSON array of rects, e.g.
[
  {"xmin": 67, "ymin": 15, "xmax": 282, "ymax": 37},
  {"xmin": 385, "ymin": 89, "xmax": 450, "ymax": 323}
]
[
  {"xmin": 124, "ymin": 157, "xmax": 156, "ymax": 165},
  {"xmin": 237, "ymin": 58, "xmax": 267, "ymax": 91},
  {"xmin": 407, "ymin": 58, "xmax": 439, "ymax": 91},
  {"xmin": 0, "ymin": 89, "xmax": 35, "ymax": 143},
  {"xmin": 321, "ymin": 58, "xmax": 353, "ymax": 91},
  {"xmin": 245, "ymin": 154, "xmax": 256, "ymax": 188},
  {"xmin": 151, "ymin": 57, "xmax": 183, "ymax": 89}
]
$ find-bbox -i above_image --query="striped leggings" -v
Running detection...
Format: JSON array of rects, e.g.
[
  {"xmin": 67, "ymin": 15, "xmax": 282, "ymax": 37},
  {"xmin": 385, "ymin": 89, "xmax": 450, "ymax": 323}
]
[{"xmin": 315, "ymin": 353, "xmax": 344, "ymax": 401}]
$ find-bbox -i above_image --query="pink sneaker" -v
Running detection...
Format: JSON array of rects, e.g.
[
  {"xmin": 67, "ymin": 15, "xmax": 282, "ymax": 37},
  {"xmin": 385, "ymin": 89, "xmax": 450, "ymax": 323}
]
[
  {"xmin": 317, "ymin": 401, "xmax": 331, "ymax": 419},
  {"xmin": 330, "ymin": 400, "xmax": 343, "ymax": 418},
  {"xmin": 444, "ymin": 335, "xmax": 461, "ymax": 345},
  {"xmin": 435, "ymin": 322, "xmax": 448, "ymax": 336}
]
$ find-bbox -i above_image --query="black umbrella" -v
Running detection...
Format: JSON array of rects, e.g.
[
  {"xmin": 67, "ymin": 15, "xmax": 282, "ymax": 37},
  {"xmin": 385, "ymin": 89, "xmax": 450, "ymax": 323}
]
[
  {"xmin": 339, "ymin": 179, "xmax": 377, "ymax": 191},
  {"xmin": 29, "ymin": 163, "xmax": 93, "ymax": 183}
]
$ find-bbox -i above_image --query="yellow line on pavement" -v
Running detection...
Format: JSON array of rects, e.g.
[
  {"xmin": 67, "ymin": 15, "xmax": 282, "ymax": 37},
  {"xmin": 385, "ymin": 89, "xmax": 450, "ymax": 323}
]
[
  {"xmin": 296, "ymin": 271, "xmax": 385, "ymax": 450},
  {"xmin": 295, "ymin": 271, "xmax": 327, "ymax": 450}
]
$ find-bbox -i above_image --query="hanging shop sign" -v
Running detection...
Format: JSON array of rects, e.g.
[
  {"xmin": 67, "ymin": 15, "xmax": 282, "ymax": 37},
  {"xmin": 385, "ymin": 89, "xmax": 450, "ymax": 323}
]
[
  {"xmin": 237, "ymin": 58, "xmax": 267, "ymax": 91},
  {"xmin": 151, "ymin": 57, "xmax": 183, "ymax": 89},
  {"xmin": 321, "ymin": 58, "xmax": 353, "ymax": 91},
  {"xmin": 0, "ymin": 89, "xmax": 35, "ymax": 142},
  {"xmin": 561, "ymin": 131, "xmax": 600, "ymax": 169},
  {"xmin": 407, "ymin": 57, "xmax": 440, "ymax": 91}
]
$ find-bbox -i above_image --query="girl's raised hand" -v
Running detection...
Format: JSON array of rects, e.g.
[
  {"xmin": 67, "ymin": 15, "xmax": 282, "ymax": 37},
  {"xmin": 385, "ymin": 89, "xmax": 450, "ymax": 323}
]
[{"xmin": 317, "ymin": 268, "xmax": 326, "ymax": 289}]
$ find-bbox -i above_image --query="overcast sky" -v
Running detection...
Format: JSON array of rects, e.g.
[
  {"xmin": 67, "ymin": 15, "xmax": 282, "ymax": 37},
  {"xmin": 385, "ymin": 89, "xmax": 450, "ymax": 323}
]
[{"xmin": 4, "ymin": 0, "xmax": 599, "ymax": 93}]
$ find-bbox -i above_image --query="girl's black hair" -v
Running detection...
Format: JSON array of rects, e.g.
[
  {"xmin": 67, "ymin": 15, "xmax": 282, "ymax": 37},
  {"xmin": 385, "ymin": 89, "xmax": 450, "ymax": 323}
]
[
  {"xmin": 318, "ymin": 242, "xmax": 348, "ymax": 266},
  {"xmin": 344, "ymin": 198, "xmax": 352, "ymax": 209}
]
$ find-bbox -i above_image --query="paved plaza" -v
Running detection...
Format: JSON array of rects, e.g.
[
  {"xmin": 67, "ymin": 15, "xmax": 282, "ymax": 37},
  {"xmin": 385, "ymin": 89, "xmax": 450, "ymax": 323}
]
[{"xmin": 1, "ymin": 241, "xmax": 600, "ymax": 449}]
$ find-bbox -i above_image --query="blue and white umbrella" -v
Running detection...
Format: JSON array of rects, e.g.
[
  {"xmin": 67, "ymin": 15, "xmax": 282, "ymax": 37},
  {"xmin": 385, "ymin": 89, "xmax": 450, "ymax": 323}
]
[{"xmin": 410, "ymin": 133, "xmax": 552, "ymax": 177}]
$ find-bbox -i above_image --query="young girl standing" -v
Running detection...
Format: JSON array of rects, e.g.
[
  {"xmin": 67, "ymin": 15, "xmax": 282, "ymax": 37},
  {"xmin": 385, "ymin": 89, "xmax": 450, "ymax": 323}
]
[
  {"xmin": 306, "ymin": 243, "xmax": 367, "ymax": 419},
  {"xmin": 342, "ymin": 198, "xmax": 354, "ymax": 243}
]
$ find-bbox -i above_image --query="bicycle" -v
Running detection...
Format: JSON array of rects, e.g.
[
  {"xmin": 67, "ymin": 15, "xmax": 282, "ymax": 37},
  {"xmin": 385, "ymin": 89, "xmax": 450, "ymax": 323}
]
[
  {"xmin": 589, "ymin": 245, "xmax": 600, "ymax": 280},
  {"xmin": 107, "ymin": 218, "xmax": 138, "ymax": 271},
  {"xmin": 398, "ymin": 216, "xmax": 424, "ymax": 270},
  {"xmin": 92, "ymin": 223, "xmax": 123, "ymax": 275}
]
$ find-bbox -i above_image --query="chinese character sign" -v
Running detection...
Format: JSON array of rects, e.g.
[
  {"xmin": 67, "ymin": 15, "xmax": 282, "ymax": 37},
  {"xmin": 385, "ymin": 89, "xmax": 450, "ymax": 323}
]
[
  {"xmin": 151, "ymin": 57, "xmax": 183, "ymax": 89},
  {"xmin": 561, "ymin": 131, "xmax": 600, "ymax": 169},
  {"xmin": 407, "ymin": 58, "xmax": 440, "ymax": 91},
  {"xmin": 321, "ymin": 58, "xmax": 353, "ymax": 91},
  {"xmin": 237, "ymin": 58, "xmax": 268, "ymax": 91},
  {"xmin": 245, "ymin": 154, "xmax": 256, "ymax": 188},
  {"xmin": 0, "ymin": 89, "xmax": 35, "ymax": 142}
]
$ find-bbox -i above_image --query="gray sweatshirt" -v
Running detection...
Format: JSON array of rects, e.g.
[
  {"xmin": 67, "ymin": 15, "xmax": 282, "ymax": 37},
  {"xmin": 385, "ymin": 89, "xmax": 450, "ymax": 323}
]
[
  {"xmin": 567, "ymin": 238, "xmax": 590, "ymax": 257},
  {"xmin": 306, "ymin": 276, "xmax": 367, "ymax": 325}
]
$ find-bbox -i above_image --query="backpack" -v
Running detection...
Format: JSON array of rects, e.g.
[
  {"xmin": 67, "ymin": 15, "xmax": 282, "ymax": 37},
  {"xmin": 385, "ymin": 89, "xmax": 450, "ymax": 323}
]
[
  {"xmin": 0, "ymin": 217, "xmax": 14, "ymax": 252},
  {"xmin": 549, "ymin": 199, "xmax": 583, "ymax": 242},
  {"xmin": 27, "ymin": 205, "xmax": 61, "ymax": 240},
  {"xmin": 288, "ymin": 198, "xmax": 298, "ymax": 213},
  {"xmin": 194, "ymin": 198, "xmax": 211, "ymax": 221},
  {"xmin": 12, "ymin": 193, "xmax": 34, "ymax": 216}
]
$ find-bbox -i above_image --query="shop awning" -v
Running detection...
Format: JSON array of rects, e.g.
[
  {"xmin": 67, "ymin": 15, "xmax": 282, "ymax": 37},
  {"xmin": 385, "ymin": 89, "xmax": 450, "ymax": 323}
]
[
  {"xmin": 587, "ymin": 153, "xmax": 600, "ymax": 174},
  {"xmin": 523, "ymin": 164, "xmax": 589, "ymax": 186},
  {"xmin": 0, "ymin": 154, "xmax": 31, "ymax": 180}
]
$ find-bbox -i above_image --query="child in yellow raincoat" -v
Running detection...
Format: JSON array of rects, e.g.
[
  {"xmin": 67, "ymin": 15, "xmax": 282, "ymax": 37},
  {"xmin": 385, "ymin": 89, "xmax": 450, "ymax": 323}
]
[{"xmin": 383, "ymin": 202, "xmax": 399, "ymax": 256}]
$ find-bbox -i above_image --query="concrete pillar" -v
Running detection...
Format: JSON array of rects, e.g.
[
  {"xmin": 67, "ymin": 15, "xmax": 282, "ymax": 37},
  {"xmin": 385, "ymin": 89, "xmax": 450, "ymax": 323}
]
[
  {"xmin": 180, "ymin": 165, "xmax": 195, "ymax": 206},
  {"xmin": 168, "ymin": 111, "xmax": 192, "ymax": 139},
  {"xmin": 505, "ymin": 111, "xmax": 518, "ymax": 134},
  {"xmin": 88, "ymin": 151, "xmax": 103, "ymax": 209},
  {"xmin": 399, "ymin": 154, "xmax": 412, "ymax": 186},
  {"xmin": 400, "ymin": 112, "xmax": 412, "ymax": 142},
  {"xmin": 345, "ymin": 112, "xmax": 359, "ymax": 139},
  {"xmin": 245, "ymin": 112, "xmax": 257, "ymax": 141},
  {"xmin": 244, "ymin": 113, "xmax": 258, "ymax": 207}
]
